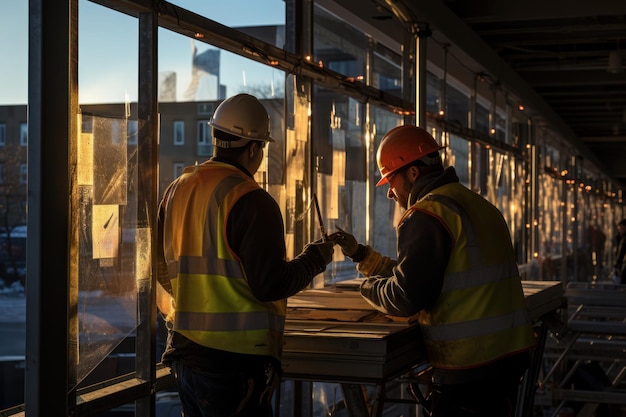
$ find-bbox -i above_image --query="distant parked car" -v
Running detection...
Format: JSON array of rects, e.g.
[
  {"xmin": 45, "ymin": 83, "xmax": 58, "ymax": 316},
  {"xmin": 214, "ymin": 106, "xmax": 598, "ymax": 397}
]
[{"xmin": 0, "ymin": 225, "xmax": 26, "ymax": 286}]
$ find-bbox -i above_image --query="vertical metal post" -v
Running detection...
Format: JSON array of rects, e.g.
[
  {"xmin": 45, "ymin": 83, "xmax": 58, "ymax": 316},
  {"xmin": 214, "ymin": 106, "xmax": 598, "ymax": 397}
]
[
  {"xmin": 285, "ymin": 0, "xmax": 313, "ymax": 262},
  {"xmin": 529, "ymin": 120, "xmax": 539, "ymax": 267},
  {"xmin": 365, "ymin": 38, "xmax": 374, "ymax": 246},
  {"xmin": 26, "ymin": 0, "xmax": 77, "ymax": 414},
  {"xmin": 571, "ymin": 156, "xmax": 581, "ymax": 281},
  {"xmin": 560, "ymin": 153, "xmax": 569, "ymax": 283},
  {"xmin": 469, "ymin": 75, "xmax": 478, "ymax": 192},
  {"xmin": 136, "ymin": 9, "xmax": 159, "ymax": 416},
  {"xmin": 414, "ymin": 25, "xmax": 429, "ymax": 127}
]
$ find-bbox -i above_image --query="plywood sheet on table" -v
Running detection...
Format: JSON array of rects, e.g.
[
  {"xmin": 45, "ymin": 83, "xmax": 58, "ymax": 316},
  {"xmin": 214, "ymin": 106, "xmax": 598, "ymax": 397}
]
[{"xmin": 522, "ymin": 281, "xmax": 564, "ymax": 321}]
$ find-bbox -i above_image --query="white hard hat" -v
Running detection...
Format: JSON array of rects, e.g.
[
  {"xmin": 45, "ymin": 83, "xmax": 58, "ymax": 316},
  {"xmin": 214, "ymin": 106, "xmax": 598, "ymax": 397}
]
[{"xmin": 209, "ymin": 93, "xmax": 274, "ymax": 148}]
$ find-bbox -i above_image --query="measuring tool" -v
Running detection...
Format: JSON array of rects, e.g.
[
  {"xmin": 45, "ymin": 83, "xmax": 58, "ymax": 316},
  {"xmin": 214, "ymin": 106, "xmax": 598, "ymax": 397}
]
[{"xmin": 312, "ymin": 193, "xmax": 327, "ymax": 241}]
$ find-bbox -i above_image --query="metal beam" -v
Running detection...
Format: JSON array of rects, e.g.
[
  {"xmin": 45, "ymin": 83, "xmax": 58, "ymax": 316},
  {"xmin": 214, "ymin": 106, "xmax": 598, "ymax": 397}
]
[
  {"xmin": 398, "ymin": 0, "xmax": 611, "ymax": 177},
  {"xmin": 441, "ymin": 0, "xmax": 626, "ymax": 23}
]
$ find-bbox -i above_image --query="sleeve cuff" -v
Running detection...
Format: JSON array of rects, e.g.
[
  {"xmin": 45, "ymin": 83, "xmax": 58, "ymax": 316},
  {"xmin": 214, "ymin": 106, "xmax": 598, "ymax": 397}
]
[{"xmin": 350, "ymin": 244, "xmax": 368, "ymax": 262}]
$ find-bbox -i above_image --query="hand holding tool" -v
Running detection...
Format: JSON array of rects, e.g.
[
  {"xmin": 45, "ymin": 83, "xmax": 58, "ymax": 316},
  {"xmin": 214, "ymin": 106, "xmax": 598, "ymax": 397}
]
[
  {"xmin": 313, "ymin": 193, "xmax": 327, "ymax": 241},
  {"xmin": 334, "ymin": 226, "xmax": 359, "ymax": 257}
]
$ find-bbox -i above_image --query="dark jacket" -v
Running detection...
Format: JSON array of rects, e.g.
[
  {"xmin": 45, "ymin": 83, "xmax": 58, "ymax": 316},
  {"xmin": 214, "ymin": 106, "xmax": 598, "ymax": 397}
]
[
  {"xmin": 359, "ymin": 166, "xmax": 531, "ymax": 384},
  {"xmin": 158, "ymin": 158, "xmax": 327, "ymax": 373}
]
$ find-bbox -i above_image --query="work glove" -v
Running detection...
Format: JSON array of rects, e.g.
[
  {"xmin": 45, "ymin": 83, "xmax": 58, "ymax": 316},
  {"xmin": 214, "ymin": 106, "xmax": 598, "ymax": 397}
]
[
  {"xmin": 331, "ymin": 226, "xmax": 359, "ymax": 257},
  {"xmin": 304, "ymin": 238, "xmax": 335, "ymax": 265}
]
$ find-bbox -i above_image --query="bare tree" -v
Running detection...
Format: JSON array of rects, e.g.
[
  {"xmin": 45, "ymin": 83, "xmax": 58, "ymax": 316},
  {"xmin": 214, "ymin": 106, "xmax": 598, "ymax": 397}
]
[{"xmin": 0, "ymin": 143, "xmax": 27, "ymax": 286}]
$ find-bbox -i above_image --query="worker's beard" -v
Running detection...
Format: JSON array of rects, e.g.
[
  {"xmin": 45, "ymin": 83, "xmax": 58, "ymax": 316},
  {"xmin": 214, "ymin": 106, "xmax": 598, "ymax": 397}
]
[{"xmin": 395, "ymin": 181, "xmax": 413, "ymax": 210}]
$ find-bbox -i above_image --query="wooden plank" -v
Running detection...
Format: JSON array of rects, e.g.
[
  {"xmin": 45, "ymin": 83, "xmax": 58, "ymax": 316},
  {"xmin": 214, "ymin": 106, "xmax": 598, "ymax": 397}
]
[
  {"xmin": 288, "ymin": 280, "xmax": 565, "ymax": 323},
  {"xmin": 288, "ymin": 288, "xmax": 371, "ymax": 310},
  {"xmin": 286, "ymin": 308, "xmax": 377, "ymax": 322},
  {"xmin": 522, "ymin": 281, "xmax": 564, "ymax": 321},
  {"xmin": 282, "ymin": 281, "xmax": 565, "ymax": 383}
]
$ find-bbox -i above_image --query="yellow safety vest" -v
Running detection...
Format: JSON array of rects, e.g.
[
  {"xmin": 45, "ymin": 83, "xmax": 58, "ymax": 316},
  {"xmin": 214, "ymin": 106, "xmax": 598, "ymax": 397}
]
[
  {"xmin": 401, "ymin": 183, "xmax": 535, "ymax": 370},
  {"xmin": 162, "ymin": 161, "xmax": 287, "ymax": 361}
]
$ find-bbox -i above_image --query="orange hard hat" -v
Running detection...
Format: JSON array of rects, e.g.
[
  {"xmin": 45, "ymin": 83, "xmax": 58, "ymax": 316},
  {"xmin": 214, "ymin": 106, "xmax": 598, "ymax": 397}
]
[{"xmin": 376, "ymin": 125, "xmax": 444, "ymax": 186}]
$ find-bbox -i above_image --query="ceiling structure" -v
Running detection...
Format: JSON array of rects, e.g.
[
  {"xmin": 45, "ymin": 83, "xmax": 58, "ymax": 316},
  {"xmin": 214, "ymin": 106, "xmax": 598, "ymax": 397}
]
[
  {"xmin": 338, "ymin": 0, "xmax": 626, "ymax": 187},
  {"xmin": 441, "ymin": 0, "xmax": 626, "ymax": 187}
]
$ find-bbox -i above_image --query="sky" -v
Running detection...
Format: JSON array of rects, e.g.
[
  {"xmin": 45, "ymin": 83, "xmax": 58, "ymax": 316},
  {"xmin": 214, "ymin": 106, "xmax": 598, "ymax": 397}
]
[{"xmin": 0, "ymin": 0, "xmax": 285, "ymax": 106}]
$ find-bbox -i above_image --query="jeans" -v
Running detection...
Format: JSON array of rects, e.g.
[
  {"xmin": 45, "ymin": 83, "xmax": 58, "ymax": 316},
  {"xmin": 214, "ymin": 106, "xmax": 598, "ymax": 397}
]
[{"xmin": 171, "ymin": 360, "xmax": 274, "ymax": 417}]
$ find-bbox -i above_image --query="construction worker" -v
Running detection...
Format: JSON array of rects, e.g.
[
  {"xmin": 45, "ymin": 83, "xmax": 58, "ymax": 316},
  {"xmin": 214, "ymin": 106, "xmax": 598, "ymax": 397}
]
[
  {"xmin": 157, "ymin": 94, "xmax": 335, "ymax": 417},
  {"xmin": 331, "ymin": 125, "xmax": 536, "ymax": 417}
]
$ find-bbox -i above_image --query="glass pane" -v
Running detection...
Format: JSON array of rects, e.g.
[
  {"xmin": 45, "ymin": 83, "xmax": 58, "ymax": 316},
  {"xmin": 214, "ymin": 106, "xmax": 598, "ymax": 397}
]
[
  {"xmin": 0, "ymin": 2, "xmax": 28, "ymax": 106},
  {"xmin": 426, "ymin": 71, "xmax": 442, "ymax": 115},
  {"xmin": 159, "ymin": 30, "xmax": 285, "ymax": 102},
  {"xmin": 447, "ymin": 134, "xmax": 470, "ymax": 187},
  {"xmin": 168, "ymin": 0, "xmax": 286, "ymax": 46},
  {"xmin": 282, "ymin": 75, "xmax": 311, "ymax": 262},
  {"xmin": 79, "ymin": 1, "xmax": 138, "ymax": 104},
  {"xmin": 538, "ymin": 141, "xmax": 563, "ymax": 279},
  {"xmin": 372, "ymin": 42, "xmax": 402, "ymax": 100},
  {"xmin": 484, "ymin": 149, "xmax": 525, "ymax": 258},
  {"xmin": 447, "ymin": 84, "xmax": 470, "ymax": 127},
  {"xmin": 316, "ymin": 91, "xmax": 403, "ymax": 284},
  {"xmin": 475, "ymin": 103, "xmax": 490, "ymax": 135},
  {"xmin": 314, "ymin": 4, "xmax": 367, "ymax": 80},
  {"xmin": 371, "ymin": 107, "xmax": 403, "ymax": 256},
  {"xmin": 312, "ymin": 86, "xmax": 366, "ymax": 284},
  {"xmin": 495, "ymin": 111, "xmax": 506, "ymax": 141},
  {"xmin": 75, "ymin": 114, "xmax": 143, "ymax": 387},
  {"xmin": 0, "ymin": 0, "xmax": 28, "ymax": 411},
  {"xmin": 158, "ymin": 27, "xmax": 286, "ymax": 203},
  {"xmin": 579, "ymin": 174, "xmax": 614, "ymax": 281},
  {"xmin": 76, "ymin": 0, "xmax": 140, "ymax": 388}
]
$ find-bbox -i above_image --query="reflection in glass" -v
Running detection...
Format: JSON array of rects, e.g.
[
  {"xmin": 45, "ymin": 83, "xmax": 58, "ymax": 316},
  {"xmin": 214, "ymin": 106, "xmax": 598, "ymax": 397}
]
[
  {"xmin": 484, "ymin": 149, "xmax": 525, "ymax": 255},
  {"xmin": 538, "ymin": 141, "xmax": 563, "ymax": 279},
  {"xmin": 75, "ymin": 115, "xmax": 142, "ymax": 386},
  {"xmin": 426, "ymin": 71, "xmax": 442, "ymax": 115},
  {"xmin": 315, "ymin": 89, "xmax": 403, "ymax": 284},
  {"xmin": 312, "ymin": 86, "xmax": 366, "ymax": 283},
  {"xmin": 475, "ymin": 103, "xmax": 490, "ymax": 135},
  {"xmin": 446, "ymin": 84, "xmax": 470, "ymax": 128},
  {"xmin": 447, "ymin": 133, "xmax": 470, "ymax": 187},
  {"xmin": 372, "ymin": 43, "xmax": 402, "ymax": 99},
  {"xmin": 75, "ymin": 1, "xmax": 141, "ymax": 386},
  {"xmin": 159, "ymin": 28, "xmax": 285, "ymax": 102},
  {"xmin": 371, "ymin": 107, "xmax": 403, "ymax": 256},
  {"xmin": 314, "ymin": 4, "xmax": 367, "ymax": 79}
]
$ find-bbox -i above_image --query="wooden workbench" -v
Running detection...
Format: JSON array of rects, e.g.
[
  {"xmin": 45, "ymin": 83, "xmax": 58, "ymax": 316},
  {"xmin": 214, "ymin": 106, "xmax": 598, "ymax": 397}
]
[
  {"xmin": 282, "ymin": 287, "xmax": 419, "ymax": 382},
  {"xmin": 280, "ymin": 280, "xmax": 564, "ymax": 417}
]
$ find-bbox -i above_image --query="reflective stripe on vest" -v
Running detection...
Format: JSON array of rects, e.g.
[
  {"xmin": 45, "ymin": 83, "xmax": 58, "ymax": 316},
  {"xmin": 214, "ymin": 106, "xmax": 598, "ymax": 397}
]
[
  {"xmin": 421, "ymin": 308, "xmax": 530, "ymax": 341},
  {"xmin": 163, "ymin": 162, "xmax": 286, "ymax": 360},
  {"xmin": 403, "ymin": 184, "xmax": 535, "ymax": 369},
  {"xmin": 176, "ymin": 309, "xmax": 286, "ymax": 332}
]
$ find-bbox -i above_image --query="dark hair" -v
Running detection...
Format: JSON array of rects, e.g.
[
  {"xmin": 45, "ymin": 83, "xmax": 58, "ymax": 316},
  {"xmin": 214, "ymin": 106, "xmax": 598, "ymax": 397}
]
[
  {"xmin": 213, "ymin": 128, "xmax": 249, "ymax": 158},
  {"xmin": 406, "ymin": 150, "xmax": 444, "ymax": 174},
  {"xmin": 619, "ymin": 219, "xmax": 626, "ymax": 227},
  {"xmin": 214, "ymin": 128, "xmax": 242, "ymax": 144}
]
